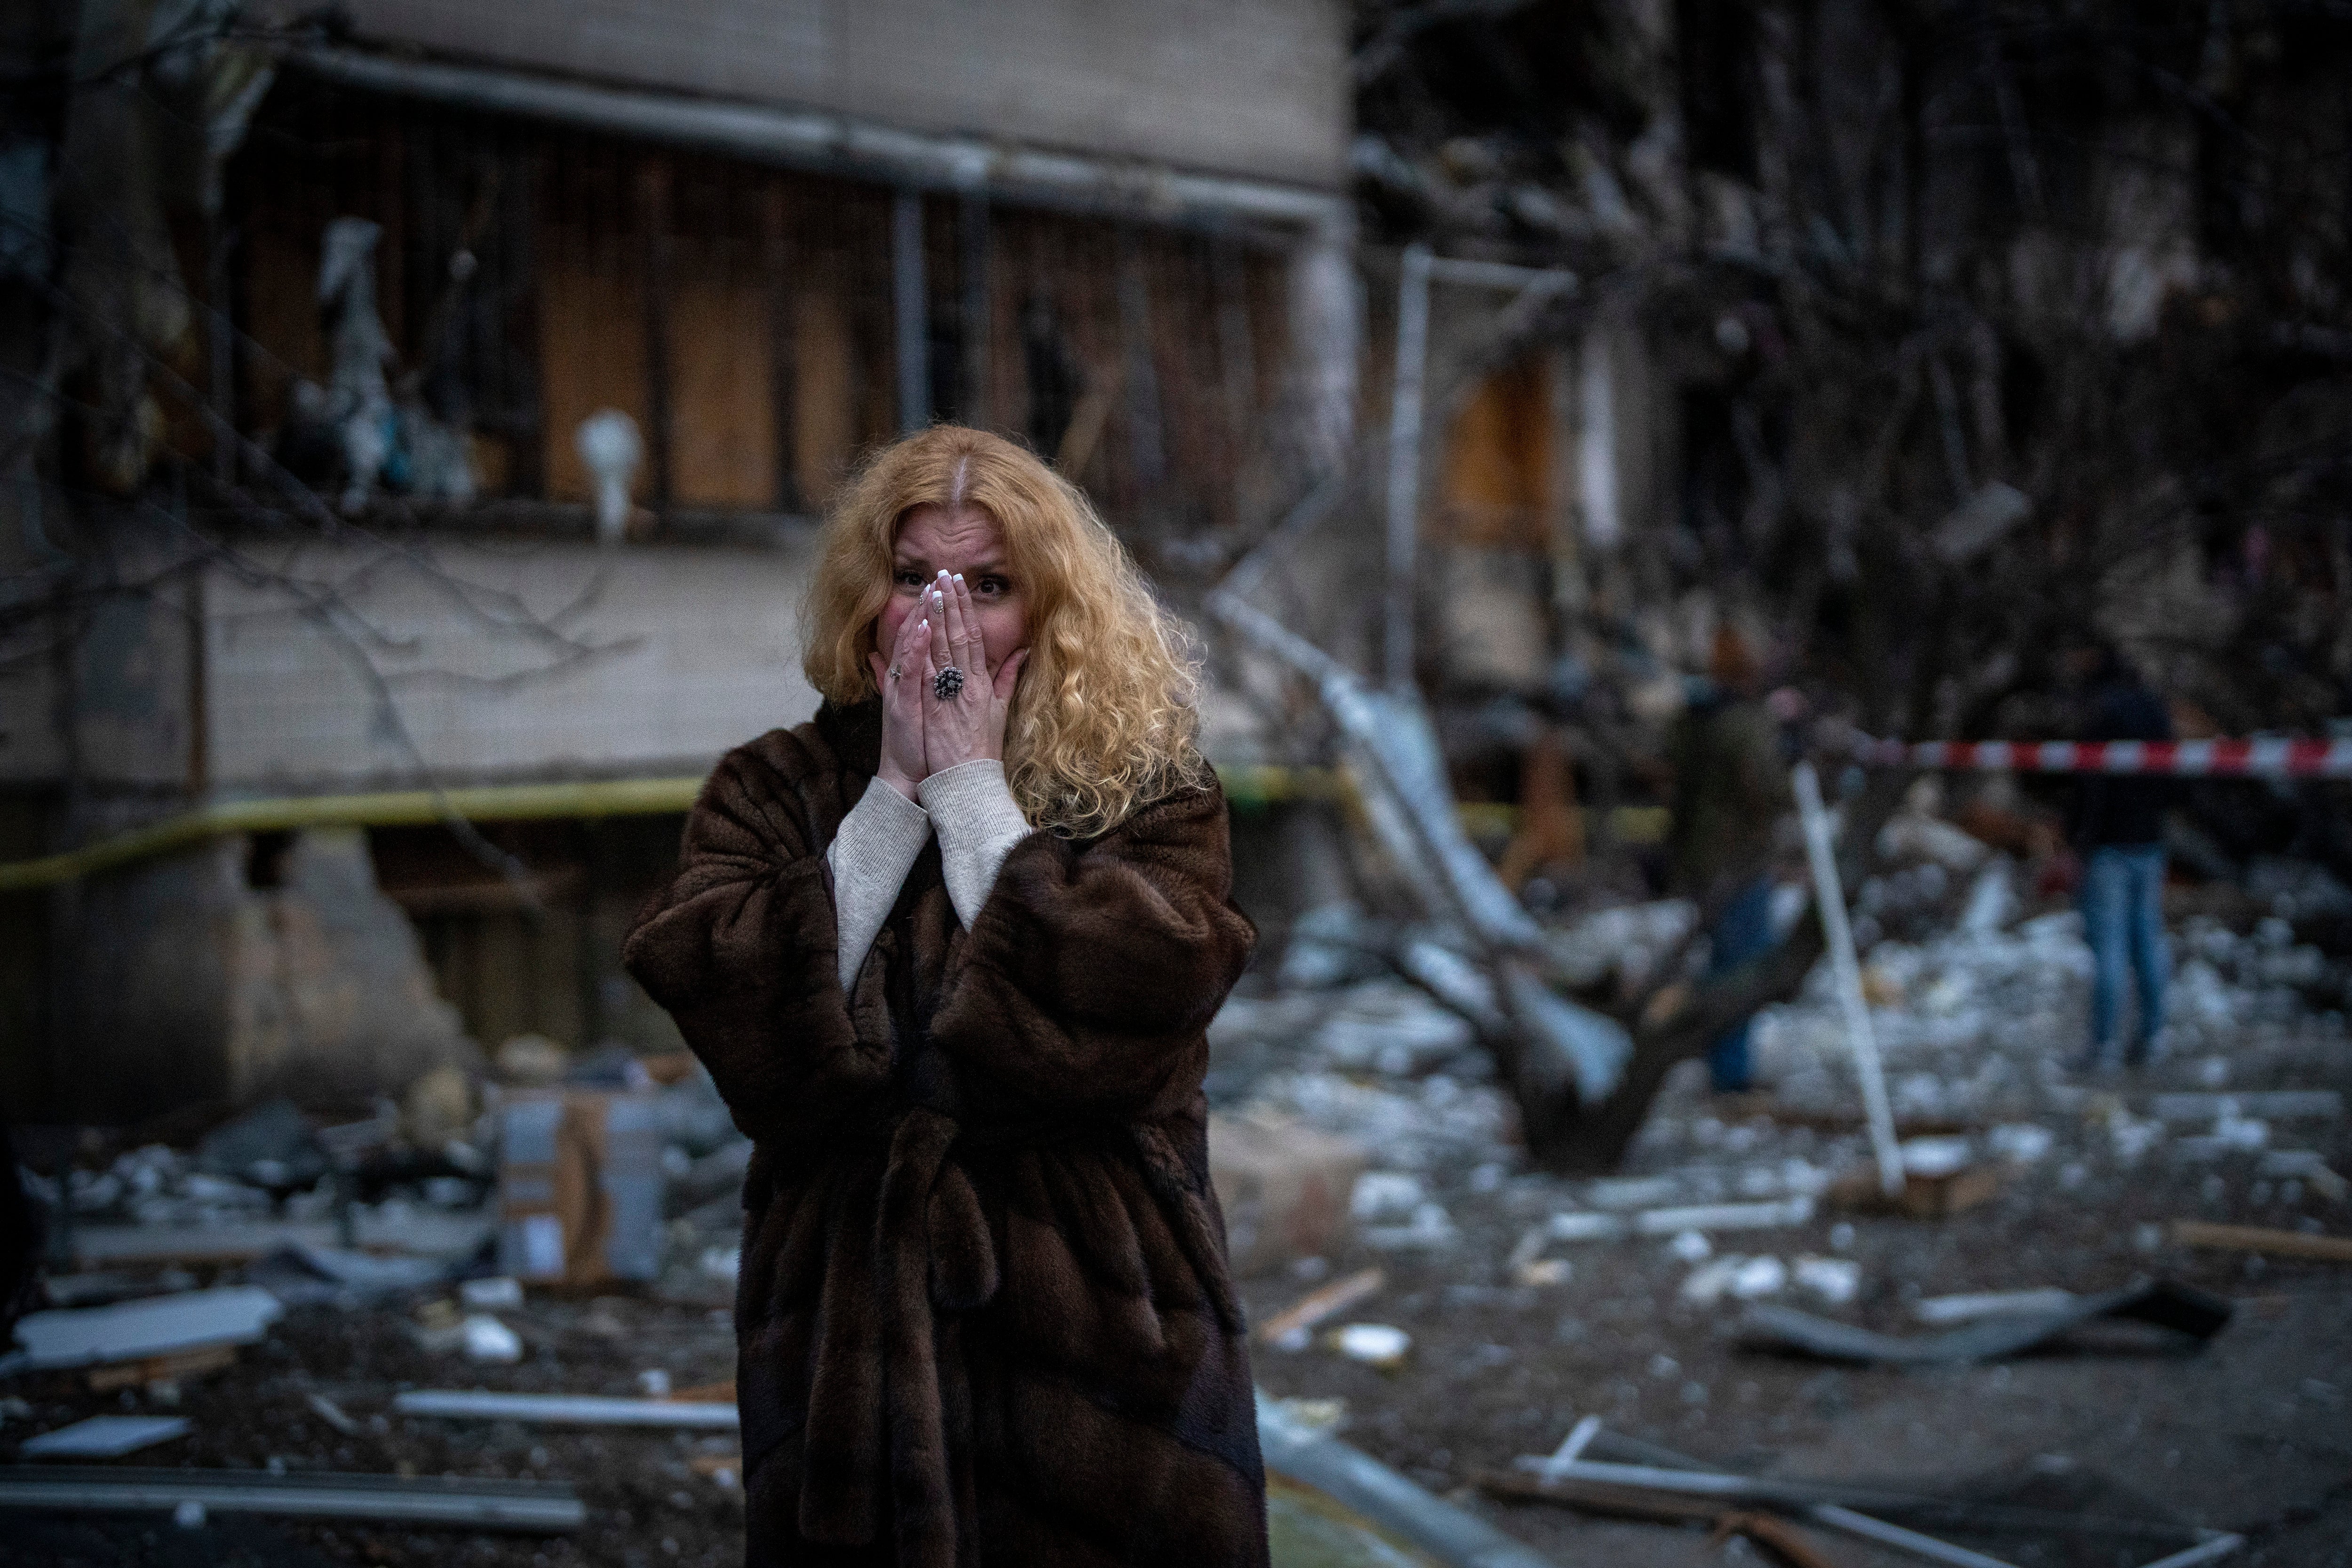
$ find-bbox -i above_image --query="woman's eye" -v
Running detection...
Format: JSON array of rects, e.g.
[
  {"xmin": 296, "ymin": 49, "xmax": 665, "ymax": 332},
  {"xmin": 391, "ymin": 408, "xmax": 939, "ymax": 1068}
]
[
  {"xmin": 893, "ymin": 570, "xmax": 923, "ymax": 588},
  {"xmin": 975, "ymin": 577, "xmax": 1009, "ymax": 597}
]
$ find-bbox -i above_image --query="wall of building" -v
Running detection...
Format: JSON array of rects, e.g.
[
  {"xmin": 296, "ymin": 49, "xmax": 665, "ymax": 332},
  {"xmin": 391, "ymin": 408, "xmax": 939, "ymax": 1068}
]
[
  {"xmin": 204, "ymin": 537, "xmax": 824, "ymax": 790},
  {"xmin": 269, "ymin": 0, "xmax": 1350, "ymax": 190}
]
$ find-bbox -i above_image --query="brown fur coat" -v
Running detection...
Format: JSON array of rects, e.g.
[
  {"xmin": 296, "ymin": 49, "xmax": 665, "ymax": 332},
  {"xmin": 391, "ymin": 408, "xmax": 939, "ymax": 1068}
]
[{"xmin": 623, "ymin": 700, "xmax": 1265, "ymax": 1567}]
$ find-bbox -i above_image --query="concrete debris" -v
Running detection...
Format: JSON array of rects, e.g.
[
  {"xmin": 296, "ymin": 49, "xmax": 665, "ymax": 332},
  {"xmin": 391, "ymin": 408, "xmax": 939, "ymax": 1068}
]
[
  {"xmin": 1678, "ymin": 1254, "xmax": 1787, "ymax": 1307},
  {"xmin": 459, "ymin": 1276, "xmax": 525, "ymax": 1310},
  {"xmin": 6, "ymin": 1286, "xmax": 283, "ymax": 1374},
  {"xmin": 2148, "ymin": 1090, "xmax": 2342, "ymax": 1123},
  {"xmin": 392, "ymin": 1390, "xmax": 739, "ymax": 1429},
  {"xmin": 1276, "ymin": 903, "xmax": 1393, "ymax": 990},
  {"xmin": 1913, "ymin": 1289, "xmax": 2079, "ymax": 1326},
  {"xmin": 1791, "ymin": 1256, "xmax": 1860, "ymax": 1306},
  {"xmin": 196, "ymin": 1099, "xmax": 330, "ymax": 1195},
  {"xmin": 243, "ymin": 1243, "xmax": 452, "ymax": 1307},
  {"xmin": 1256, "ymin": 1392, "xmax": 1556, "ymax": 1568},
  {"xmin": 1541, "ymin": 900, "xmax": 1696, "ymax": 989},
  {"xmin": 67, "ymin": 1212, "xmax": 494, "ymax": 1269},
  {"xmin": 21, "ymin": 1415, "xmax": 192, "ymax": 1459},
  {"xmin": 0, "ymin": 1466, "xmax": 585, "ymax": 1531},
  {"xmin": 460, "ymin": 1315, "xmax": 523, "ymax": 1363},
  {"xmin": 1632, "ymin": 1197, "xmax": 1816, "ymax": 1236},
  {"xmin": 1738, "ymin": 1278, "xmax": 2231, "ymax": 1364},
  {"xmin": 1313, "ymin": 978, "xmax": 1478, "ymax": 1076}
]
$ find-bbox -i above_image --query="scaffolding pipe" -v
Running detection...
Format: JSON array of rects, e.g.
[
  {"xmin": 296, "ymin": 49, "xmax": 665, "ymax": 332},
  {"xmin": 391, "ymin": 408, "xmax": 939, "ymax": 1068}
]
[
  {"xmin": 1382, "ymin": 243, "xmax": 1432, "ymax": 691},
  {"xmin": 292, "ymin": 47, "xmax": 1349, "ymax": 238},
  {"xmin": 1380, "ymin": 249, "xmax": 1575, "ymax": 691},
  {"xmin": 894, "ymin": 189, "xmax": 929, "ymax": 432}
]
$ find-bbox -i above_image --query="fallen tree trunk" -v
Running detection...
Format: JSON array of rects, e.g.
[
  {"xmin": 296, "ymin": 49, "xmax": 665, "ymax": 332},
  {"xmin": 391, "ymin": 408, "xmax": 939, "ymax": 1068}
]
[{"xmin": 1207, "ymin": 587, "xmax": 1912, "ymax": 1172}]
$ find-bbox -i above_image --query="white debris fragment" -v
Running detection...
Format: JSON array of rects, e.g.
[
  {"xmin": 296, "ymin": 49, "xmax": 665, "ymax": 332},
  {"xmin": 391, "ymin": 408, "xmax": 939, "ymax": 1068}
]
[
  {"xmin": 1311, "ymin": 979, "xmax": 1476, "ymax": 1076},
  {"xmin": 459, "ymin": 1277, "xmax": 524, "ymax": 1310},
  {"xmin": 1545, "ymin": 1211, "xmax": 1629, "ymax": 1243},
  {"xmin": 1988, "ymin": 1124, "xmax": 2054, "ymax": 1164},
  {"xmin": 1350, "ymin": 1171, "xmax": 1427, "ymax": 1224},
  {"xmin": 1584, "ymin": 1175, "xmax": 1683, "ymax": 1211},
  {"xmin": 1632, "ymin": 1197, "xmax": 1814, "ymax": 1236},
  {"xmin": 1913, "ymin": 1288, "xmax": 2076, "ymax": 1325},
  {"xmin": 1728, "ymin": 1256, "xmax": 1787, "ymax": 1299},
  {"xmin": 1899, "ymin": 1137, "xmax": 1974, "ymax": 1178},
  {"xmin": 1332, "ymin": 1323, "xmax": 1412, "ymax": 1369},
  {"xmin": 460, "ymin": 1314, "xmax": 522, "ymax": 1364},
  {"xmin": 1793, "ymin": 1256, "xmax": 1860, "ymax": 1305},
  {"xmin": 1361, "ymin": 1202, "xmax": 1459, "ymax": 1252},
  {"xmin": 22, "ymin": 1415, "xmax": 192, "ymax": 1458},
  {"xmin": 1677, "ymin": 1256, "xmax": 1743, "ymax": 1306}
]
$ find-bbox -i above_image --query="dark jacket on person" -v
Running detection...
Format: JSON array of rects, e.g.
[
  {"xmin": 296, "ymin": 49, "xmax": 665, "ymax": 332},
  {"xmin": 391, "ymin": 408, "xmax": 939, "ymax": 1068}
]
[
  {"xmin": 622, "ymin": 699, "xmax": 1265, "ymax": 1568},
  {"xmin": 2070, "ymin": 677, "xmax": 2174, "ymax": 849},
  {"xmin": 1666, "ymin": 691, "xmax": 1791, "ymax": 903}
]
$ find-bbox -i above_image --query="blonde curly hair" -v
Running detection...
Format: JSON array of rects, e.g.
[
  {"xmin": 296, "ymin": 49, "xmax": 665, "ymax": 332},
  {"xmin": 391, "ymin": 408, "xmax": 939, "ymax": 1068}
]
[{"xmin": 802, "ymin": 426, "xmax": 1208, "ymax": 838}]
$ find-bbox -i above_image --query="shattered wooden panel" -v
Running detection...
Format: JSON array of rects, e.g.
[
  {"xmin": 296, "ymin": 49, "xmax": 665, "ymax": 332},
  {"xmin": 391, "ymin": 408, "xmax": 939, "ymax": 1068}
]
[
  {"xmin": 237, "ymin": 210, "xmax": 328, "ymax": 436},
  {"xmin": 537, "ymin": 244, "xmax": 649, "ymax": 505},
  {"xmin": 668, "ymin": 269, "xmax": 776, "ymax": 509},
  {"xmin": 1438, "ymin": 357, "xmax": 1553, "ymax": 552},
  {"xmin": 792, "ymin": 281, "xmax": 858, "ymax": 508}
]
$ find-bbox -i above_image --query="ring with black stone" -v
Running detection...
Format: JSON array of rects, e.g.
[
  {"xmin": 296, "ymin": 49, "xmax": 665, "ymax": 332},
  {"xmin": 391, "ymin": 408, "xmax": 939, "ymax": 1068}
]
[{"xmin": 932, "ymin": 666, "xmax": 965, "ymax": 701}]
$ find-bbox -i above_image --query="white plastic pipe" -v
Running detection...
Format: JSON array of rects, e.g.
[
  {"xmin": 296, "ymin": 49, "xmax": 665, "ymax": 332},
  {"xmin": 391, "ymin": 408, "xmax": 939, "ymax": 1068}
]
[{"xmin": 1793, "ymin": 761, "xmax": 1905, "ymax": 1196}]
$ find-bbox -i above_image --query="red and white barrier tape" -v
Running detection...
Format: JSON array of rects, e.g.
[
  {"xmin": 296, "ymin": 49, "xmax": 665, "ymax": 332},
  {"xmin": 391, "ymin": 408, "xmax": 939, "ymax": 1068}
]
[{"xmin": 1851, "ymin": 737, "xmax": 2352, "ymax": 777}]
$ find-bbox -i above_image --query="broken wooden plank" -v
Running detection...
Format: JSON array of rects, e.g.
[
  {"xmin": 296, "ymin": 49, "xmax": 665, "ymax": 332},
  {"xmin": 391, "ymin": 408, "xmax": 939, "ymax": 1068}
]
[
  {"xmin": 86, "ymin": 1344, "xmax": 238, "ymax": 1392},
  {"xmin": 2170, "ymin": 1221, "xmax": 2352, "ymax": 1263},
  {"xmin": 1255, "ymin": 1267, "xmax": 1385, "ymax": 1348},
  {"xmin": 1474, "ymin": 1469, "xmax": 1841, "ymax": 1568},
  {"xmin": 393, "ymin": 1390, "xmax": 739, "ymax": 1429},
  {"xmin": 0, "ymin": 1467, "xmax": 584, "ymax": 1531}
]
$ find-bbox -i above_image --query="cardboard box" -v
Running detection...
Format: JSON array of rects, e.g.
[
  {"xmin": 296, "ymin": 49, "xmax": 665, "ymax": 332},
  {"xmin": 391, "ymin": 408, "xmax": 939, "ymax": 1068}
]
[
  {"xmin": 1208, "ymin": 1114, "xmax": 1367, "ymax": 1277},
  {"xmin": 497, "ymin": 1090, "xmax": 667, "ymax": 1287}
]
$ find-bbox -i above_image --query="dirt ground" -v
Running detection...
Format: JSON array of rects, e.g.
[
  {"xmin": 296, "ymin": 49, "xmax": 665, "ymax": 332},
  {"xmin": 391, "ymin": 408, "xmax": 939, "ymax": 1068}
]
[
  {"xmin": 1243, "ymin": 1051, "xmax": 2352, "ymax": 1568},
  {"xmin": 4, "ymin": 1026, "xmax": 2348, "ymax": 1567}
]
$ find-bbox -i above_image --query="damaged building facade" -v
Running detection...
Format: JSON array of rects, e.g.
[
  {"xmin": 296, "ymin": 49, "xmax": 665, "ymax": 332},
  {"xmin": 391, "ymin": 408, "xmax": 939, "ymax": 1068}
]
[
  {"xmin": 1310, "ymin": 0, "xmax": 2352, "ymax": 900},
  {"xmin": 0, "ymin": 0, "xmax": 1359, "ymax": 1122}
]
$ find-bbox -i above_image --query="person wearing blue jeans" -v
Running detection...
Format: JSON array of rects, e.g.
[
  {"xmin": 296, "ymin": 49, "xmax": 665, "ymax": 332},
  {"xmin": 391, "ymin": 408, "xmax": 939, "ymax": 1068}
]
[
  {"xmin": 1666, "ymin": 627, "xmax": 1792, "ymax": 1095},
  {"xmin": 2080, "ymin": 844, "xmax": 2168, "ymax": 1067},
  {"xmin": 1704, "ymin": 875, "xmax": 1780, "ymax": 1091},
  {"xmin": 2066, "ymin": 646, "xmax": 2175, "ymax": 1070}
]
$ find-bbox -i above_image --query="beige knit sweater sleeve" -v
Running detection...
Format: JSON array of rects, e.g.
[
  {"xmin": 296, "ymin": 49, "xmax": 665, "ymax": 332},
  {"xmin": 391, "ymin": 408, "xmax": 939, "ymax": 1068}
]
[
  {"xmin": 917, "ymin": 759, "xmax": 1034, "ymax": 928},
  {"xmin": 826, "ymin": 777, "xmax": 932, "ymax": 992}
]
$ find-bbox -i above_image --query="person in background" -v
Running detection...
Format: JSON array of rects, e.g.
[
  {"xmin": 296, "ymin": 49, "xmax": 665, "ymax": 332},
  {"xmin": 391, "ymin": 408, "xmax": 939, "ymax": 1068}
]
[
  {"xmin": 1667, "ymin": 626, "xmax": 1793, "ymax": 1093},
  {"xmin": 2068, "ymin": 645, "xmax": 2175, "ymax": 1071}
]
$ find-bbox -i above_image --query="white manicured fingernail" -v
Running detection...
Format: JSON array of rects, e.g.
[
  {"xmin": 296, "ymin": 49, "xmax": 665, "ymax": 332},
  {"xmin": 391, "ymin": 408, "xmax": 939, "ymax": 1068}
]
[{"xmin": 953, "ymin": 573, "xmax": 964, "ymax": 584}]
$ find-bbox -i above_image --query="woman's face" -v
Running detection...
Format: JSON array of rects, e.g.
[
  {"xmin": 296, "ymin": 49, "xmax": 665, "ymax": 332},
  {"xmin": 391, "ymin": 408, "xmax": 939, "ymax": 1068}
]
[{"xmin": 878, "ymin": 504, "xmax": 1030, "ymax": 677}]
